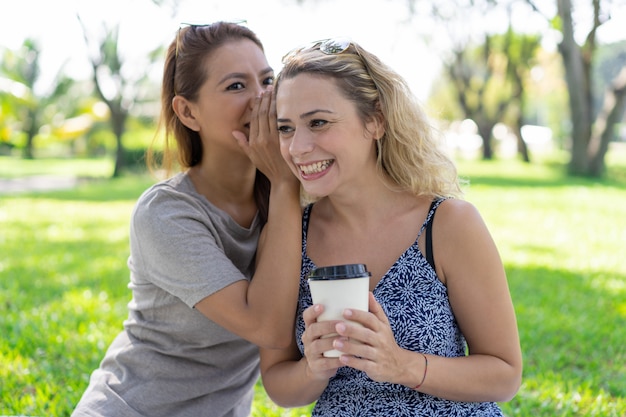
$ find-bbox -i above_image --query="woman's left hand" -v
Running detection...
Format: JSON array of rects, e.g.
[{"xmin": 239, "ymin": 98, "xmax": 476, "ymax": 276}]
[
  {"xmin": 232, "ymin": 88, "xmax": 296, "ymax": 185},
  {"xmin": 332, "ymin": 292, "xmax": 408, "ymax": 384}
]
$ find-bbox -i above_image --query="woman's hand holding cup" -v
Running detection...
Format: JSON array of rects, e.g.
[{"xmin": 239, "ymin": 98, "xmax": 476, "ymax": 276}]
[{"xmin": 301, "ymin": 304, "xmax": 342, "ymax": 381}]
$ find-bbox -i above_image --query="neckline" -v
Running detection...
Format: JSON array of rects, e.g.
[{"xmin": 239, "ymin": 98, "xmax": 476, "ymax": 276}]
[
  {"xmin": 179, "ymin": 172, "xmax": 260, "ymax": 233},
  {"xmin": 301, "ymin": 203, "xmax": 433, "ymax": 291}
]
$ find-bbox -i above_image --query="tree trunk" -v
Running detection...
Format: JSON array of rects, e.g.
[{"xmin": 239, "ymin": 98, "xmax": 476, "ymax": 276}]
[
  {"xmin": 558, "ymin": 0, "xmax": 594, "ymax": 175},
  {"xmin": 476, "ymin": 120, "xmax": 494, "ymax": 159},
  {"xmin": 588, "ymin": 66, "xmax": 626, "ymax": 176},
  {"xmin": 22, "ymin": 108, "xmax": 38, "ymax": 159},
  {"xmin": 111, "ymin": 107, "xmax": 127, "ymax": 178},
  {"xmin": 513, "ymin": 111, "xmax": 530, "ymax": 163}
]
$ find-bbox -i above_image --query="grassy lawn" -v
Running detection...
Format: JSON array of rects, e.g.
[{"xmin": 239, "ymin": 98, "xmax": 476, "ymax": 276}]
[
  {"xmin": 1, "ymin": 150, "xmax": 625, "ymax": 416},
  {"xmin": 0, "ymin": 156, "xmax": 115, "ymax": 179}
]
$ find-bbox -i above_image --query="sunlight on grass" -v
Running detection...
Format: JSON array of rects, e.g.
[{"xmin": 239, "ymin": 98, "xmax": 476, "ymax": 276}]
[
  {"xmin": 517, "ymin": 376, "xmax": 623, "ymax": 416},
  {"xmin": 252, "ymin": 381, "xmax": 313, "ymax": 417},
  {"xmin": 455, "ymin": 157, "xmax": 626, "ymax": 416},
  {"xmin": 0, "ymin": 156, "xmax": 115, "ymax": 178}
]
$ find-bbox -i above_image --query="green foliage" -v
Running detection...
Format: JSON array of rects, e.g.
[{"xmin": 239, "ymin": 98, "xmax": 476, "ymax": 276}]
[{"xmin": 1, "ymin": 151, "xmax": 625, "ymax": 416}]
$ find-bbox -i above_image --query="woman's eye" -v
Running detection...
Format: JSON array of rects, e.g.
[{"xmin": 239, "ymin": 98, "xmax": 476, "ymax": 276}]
[
  {"xmin": 227, "ymin": 82, "xmax": 245, "ymax": 91},
  {"xmin": 277, "ymin": 125, "xmax": 294, "ymax": 135},
  {"xmin": 264, "ymin": 76, "xmax": 275, "ymax": 86},
  {"xmin": 310, "ymin": 119, "xmax": 328, "ymax": 128}
]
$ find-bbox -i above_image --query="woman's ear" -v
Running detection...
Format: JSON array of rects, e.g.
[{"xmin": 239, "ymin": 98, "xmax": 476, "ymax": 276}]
[
  {"xmin": 366, "ymin": 111, "xmax": 386, "ymax": 141},
  {"xmin": 172, "ymin": 96, "xmax": 200, "ymax": 132},
  {"xmin": 373, "ymin": 113, "xmax": 386, "ymax": 140}
]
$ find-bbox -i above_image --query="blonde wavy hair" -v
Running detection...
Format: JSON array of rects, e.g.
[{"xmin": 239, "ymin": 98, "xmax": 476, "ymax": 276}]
[{"xmin": 276, "ymin": 40, "xmax": 463, "ymax": 200}]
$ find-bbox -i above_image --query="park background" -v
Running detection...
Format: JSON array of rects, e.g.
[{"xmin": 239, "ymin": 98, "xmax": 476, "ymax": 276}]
[{"xmin": 1, "ymin": 0, "xmax": 625, "ymax": 416}]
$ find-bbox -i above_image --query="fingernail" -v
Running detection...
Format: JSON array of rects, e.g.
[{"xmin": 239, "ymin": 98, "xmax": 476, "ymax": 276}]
[
  {"xmin": 334, "ymin": 339, "xmax": 344, "ymax": 349},
  {"xmin": 314, "ymin": 304, "xmax": 322, "ymax": 312},
  {"xmin": 344, "ymin": 309, "xmax": 353, "ymax": 317},
  {"xmin": 336, "ymin": 323, "xmax": 346, "ymax": 333}
]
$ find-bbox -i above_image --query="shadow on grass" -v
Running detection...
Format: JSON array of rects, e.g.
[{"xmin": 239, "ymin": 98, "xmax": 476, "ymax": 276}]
[
  {"xmin": 459, "ymin": 160, "xmax": 626, "ymax": 190},
  {"xmin": 505, "ymin": 263, "xmax": 626, "ymax": 400}
]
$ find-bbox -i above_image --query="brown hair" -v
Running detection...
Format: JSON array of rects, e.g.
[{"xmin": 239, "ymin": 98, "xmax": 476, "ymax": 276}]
[{"xmin": 148, "ymin": 22, "xmax": 271, "ymax": 224}]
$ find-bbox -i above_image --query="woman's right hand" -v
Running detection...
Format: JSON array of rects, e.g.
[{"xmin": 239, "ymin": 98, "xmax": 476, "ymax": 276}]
[
  {"xmin": 233, "ymin": 88, "xmax": 297, "ymax": 186},
  {"xmin": 301, "ymin": 304, "xmax": 343, "ymax": 381}
]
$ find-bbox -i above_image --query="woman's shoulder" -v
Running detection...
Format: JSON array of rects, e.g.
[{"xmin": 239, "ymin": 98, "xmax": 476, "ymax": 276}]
[
  {"xmin": 137, "ymin": 172, "xmax": 193, "ymax": 202},
  {"xmin": 435, "ymin": 197, "xmax": 478, "ymax": 216},
  {"xmin": 133, "ymin": 172, "xmax": 205, "ymax": 219},
  {"xmin": 433, "ymin": 198, "xmax": 484, "ymax": 233}
]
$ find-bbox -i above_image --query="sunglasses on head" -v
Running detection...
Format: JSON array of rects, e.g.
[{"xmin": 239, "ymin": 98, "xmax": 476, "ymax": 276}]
[{"xmin": 281, "ymin": 37, "xmax": 353, "ymax": 64}]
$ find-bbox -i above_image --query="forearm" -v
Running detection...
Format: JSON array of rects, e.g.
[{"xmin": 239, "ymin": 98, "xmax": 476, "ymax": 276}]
[
  {"xmin": 262, "ymin": 356, "xmax": 329, "ymax": 408},
  {"xmin": 399, "ymin": 349, "xmax": 522, "ymax": 402},
  {"xmin": 247, "ymin": 180, "xmax": 301, "ymax": 347}
]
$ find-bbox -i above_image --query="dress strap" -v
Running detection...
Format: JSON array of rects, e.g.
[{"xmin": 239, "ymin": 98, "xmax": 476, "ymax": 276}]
[
  {"xmin": 425, "ymin": 201, "xmax": 437, "ymax": 270},
  {"xmin": 420, "ymin": 198, "xmax": 445, "ymax": 270},
  {"xmin": 302, "ymin": 204, "xmax": 313, "ymax": 258}
]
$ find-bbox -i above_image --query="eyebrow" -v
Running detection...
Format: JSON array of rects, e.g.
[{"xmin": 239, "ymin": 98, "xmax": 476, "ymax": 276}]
[
  {"xmin": 277, "ymin": 109, "xmax": 334, "ymax": 124},
  {"xmin": 218, "ymin": 67, "xmax": 274, "ymax": 85}
]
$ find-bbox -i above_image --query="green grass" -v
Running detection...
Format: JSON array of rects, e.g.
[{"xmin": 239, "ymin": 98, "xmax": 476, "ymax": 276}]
[
  {"xmin": 0, "ymin": 156, "xmax": 115, "ymax": 179},
  {"xmin": 454, "ymin": 157, "xmax": 626, "ymax": 416},
  {"xmin": 1, "ymin": 150, "xmax": 625, "ymax": 416}
]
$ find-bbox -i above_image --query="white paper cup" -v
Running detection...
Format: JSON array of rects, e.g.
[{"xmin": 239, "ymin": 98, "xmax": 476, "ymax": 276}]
[{"xmin": 307, "ymin": 264, "xmax": 371, "ymax": 357}]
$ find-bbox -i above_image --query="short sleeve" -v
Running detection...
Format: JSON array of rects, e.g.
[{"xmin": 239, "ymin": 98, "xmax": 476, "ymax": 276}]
[{"xmin": 128, "ymin": 184, "xmax": 257, "ymax": 308}]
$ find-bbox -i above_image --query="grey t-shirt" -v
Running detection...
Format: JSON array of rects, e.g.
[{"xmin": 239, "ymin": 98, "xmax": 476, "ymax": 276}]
[{"xmin": 73, "ymin": 172, "xmax": 261, "ymax": 417}]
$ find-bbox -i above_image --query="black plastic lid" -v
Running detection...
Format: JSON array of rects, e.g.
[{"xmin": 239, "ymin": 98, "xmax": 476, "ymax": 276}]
[{"xmin": 307, "ymin": 264, "xmax": 371, "ymax": 280}]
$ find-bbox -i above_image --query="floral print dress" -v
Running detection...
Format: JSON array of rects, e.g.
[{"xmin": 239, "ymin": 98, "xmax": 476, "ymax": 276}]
[{"xmin": 294, "ymin": 200, "xmax": 504, "ymax": 416}]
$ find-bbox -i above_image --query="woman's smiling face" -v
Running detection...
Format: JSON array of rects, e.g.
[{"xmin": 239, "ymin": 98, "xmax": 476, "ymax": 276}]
[{"xmin": 276, "ymin": 73, "xmax": 380, "ymax": 198}]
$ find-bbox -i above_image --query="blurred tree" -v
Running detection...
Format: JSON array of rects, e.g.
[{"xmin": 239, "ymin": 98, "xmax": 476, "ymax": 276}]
[
  {"xmin": 444, "ymin": 29, "xmax": 540, "ymax": 161},
  {"xmin": 498, "ymin": 27, "xmax": 542, "ymax": 162},
  {"xmin": 79, "ymin": 18, "xmax": 128, "ymax": 178},
  {"xmin": 424, "ymin": 0, "xmax": 540, "ymax": 161},
  {"xmin": 522, "ymin": 48, "xmax": 569, "ymax": 149},
  {"xmin": 78, "ymin": 16, "xmax": 161, "ymax": 177},
  {"xmin": 406, "ymin": 0, "xmax": 625, "ymax": 176},
  {"xmin": 0, "ymin": 39, "xmax": 75, "ymax": 159},
  {"xmin": 593, "ymin": 40, "xmax": 626, "ymax": 113},
  {"xmin": 445, "ymin": 33, "xmax": 508, "ymax": 160},
  {"xmin": 527, "ymin": 0, "xmax": 626, "ymax": 177}
]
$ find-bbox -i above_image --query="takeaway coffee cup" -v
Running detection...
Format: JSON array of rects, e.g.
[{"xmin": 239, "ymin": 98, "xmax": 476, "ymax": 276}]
[{"xmin": 307, "ymin": 264, "xmax": 371, "ymax": 357}]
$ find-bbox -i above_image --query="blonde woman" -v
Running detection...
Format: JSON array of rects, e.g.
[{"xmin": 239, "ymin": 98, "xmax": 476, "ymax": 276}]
[{"xmin": 260, "ymin": 38, "xmax": 522, "ymax": 416}]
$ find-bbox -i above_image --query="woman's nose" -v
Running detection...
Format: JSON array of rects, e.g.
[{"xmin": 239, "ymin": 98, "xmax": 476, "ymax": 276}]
[
  {"xmin": 289, "ymin": 130, "xmax": 314, "ymax": 157},
  {"xmin": 248, "ymin": 83, "xmax": 270, "ymax": 109}
]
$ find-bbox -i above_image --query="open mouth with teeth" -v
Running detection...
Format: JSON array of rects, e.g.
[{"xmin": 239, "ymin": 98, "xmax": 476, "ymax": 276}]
[{"xmin": 299, "ymin": 159, "xmax": 334, "ymax": 176}]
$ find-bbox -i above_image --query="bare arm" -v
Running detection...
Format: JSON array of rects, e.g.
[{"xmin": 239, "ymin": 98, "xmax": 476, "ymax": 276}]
[
  {"xmin": 259, "ymin": 303, "xmax": 347, "ymax": 407},
  {"xmin": 259, "ymin": 342, "xmax": 325, "ymax": 407},
  {"xmin": 196, "ymin": 89, "xmax": 302, "ymax": 349},
  {"xmin": 426, "ymin": 199, "xmax": 522, "ymax": 401}
]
